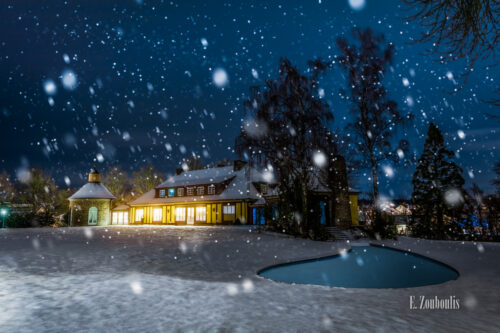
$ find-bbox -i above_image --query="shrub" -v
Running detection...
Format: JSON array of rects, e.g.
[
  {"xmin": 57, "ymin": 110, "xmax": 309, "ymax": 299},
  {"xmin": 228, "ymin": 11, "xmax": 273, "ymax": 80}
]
[{"xmin": 5, "ymin": 213, "xmax": 36, "ymax": 228}]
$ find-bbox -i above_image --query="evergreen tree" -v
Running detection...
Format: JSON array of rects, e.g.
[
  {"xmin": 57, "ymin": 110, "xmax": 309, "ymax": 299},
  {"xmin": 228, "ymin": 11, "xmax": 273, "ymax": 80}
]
[{"xmin": 411, "ymin": 123, "xmax": 465, "ymax": 239}]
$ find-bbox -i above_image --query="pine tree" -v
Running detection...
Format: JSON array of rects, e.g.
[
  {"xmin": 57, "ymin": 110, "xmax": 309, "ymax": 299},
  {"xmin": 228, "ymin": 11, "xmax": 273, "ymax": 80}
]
[{"xmin": 411, "ymin": 123, "xmax": 465, "ymax": 239}]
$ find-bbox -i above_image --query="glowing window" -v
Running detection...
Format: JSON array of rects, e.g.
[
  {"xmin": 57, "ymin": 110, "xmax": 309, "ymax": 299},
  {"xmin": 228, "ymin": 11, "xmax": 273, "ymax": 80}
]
[
  {"xmin": 159, "ymin": 189, "xmax": 166, "ymax": 198},
  {"xmin": 88, "ymin": 207, "xmax": 98, "ymax": 225},
  {"xmin": 178, "ymin": 188, "xmax": 184, "ymax": 196},
  {"xmin": 112, "ymin": 212, "xmax": 118, "ymax": 224},
  {"xmin": 223, "ymin": 205, "xmax": 235, "ymax": 215},
  {"xmin": 196, "ymin": 207, "xmax": 206, "ymax": 222},
  {"xmin": 175, "ymin": 207, "xmax": 186, "ymax": 221},
  {"xmin": 168, "ymin": 188, "xmax": 175, "ymax": 197},
  {"xmin": 123, "ymin": 212, "xmax": 129, "ymax": 225},
  {"xmin": 153, "ymin": 208, "xmax": 162, "ymax": 222},
  {"xmin": 208, "ymin": 184, "xmax": 215, "ymax": 195},
  {"xmin": 135, "ymin": 209, "xmax": 144, "ymax": 222}
]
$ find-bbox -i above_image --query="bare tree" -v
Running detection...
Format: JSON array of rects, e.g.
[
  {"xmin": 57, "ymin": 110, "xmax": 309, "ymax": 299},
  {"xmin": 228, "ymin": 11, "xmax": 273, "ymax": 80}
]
[
  {"xmin": 403, "ymin": 0, "xmax": 499, "ymax": 92},
  {"xmin": 336, "ymin": 28, "xmax": 412, "ymax": 202},
  {"xmin": 236, "ymin": 57, "xmax": 336, "ymax": 238}
]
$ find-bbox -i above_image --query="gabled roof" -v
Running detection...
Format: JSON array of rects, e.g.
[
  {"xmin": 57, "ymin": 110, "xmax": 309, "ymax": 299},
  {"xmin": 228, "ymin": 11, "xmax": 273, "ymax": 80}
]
[
  {"xmin": 155, "ymin": 166, "xmax": 236, "ymax": 188},
  {"xmin": 129, "ymin": 165, "xmax": 274, "ymax": 206},
  {"xmin": 69, "ymin": 182, "xmax": 116, "ymax": 200}
]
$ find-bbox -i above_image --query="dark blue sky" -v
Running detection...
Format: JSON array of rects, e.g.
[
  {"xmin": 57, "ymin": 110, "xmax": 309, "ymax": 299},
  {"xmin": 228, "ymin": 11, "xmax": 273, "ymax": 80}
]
[{"xmin": 0, "ymin": 0, "xmax": 498, "ymax": 197}]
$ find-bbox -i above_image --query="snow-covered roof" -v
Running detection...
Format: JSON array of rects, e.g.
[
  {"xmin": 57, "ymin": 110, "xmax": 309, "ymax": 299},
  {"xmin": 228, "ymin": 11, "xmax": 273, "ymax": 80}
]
[
  {"xmin": 129, "ymin": 166, "xmax": 273, "ymax": 206},
  {"xmin": 155, "ymin": 166, "xmax": 236, "ymax": 188},
  {"xmin": 69, "ymin": 182, "xmax": 116, "ymax": 200}
]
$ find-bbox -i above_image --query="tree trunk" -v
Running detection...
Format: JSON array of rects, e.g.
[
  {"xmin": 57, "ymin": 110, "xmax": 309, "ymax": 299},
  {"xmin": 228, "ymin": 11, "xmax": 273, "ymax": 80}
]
[{"xmin": 369, "ymin": 151, "xmax": 379, "ymax": 201}]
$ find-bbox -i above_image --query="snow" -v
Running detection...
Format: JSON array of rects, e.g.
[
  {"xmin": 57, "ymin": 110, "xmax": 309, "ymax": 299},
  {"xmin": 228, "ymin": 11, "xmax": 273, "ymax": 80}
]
[
  {"xmin": 212, "ymin": 68, "xmax": 228, "ymax": 88},
  {"xmin": 69, "ymin": 182, "xmax": 117, "ymax": 200},
  {"xmin": 348, "ymin": 0, "xmax": 366, "ymax": 11},
  {"xmin": 0, "ymin": 228, "xmax": 498, "ymax": 332},
  {"xmin": 313, "ymin": 151, "xmax": 327, "ymax": 168},
  {"xmin": 43, "ymin": 80, "xmax": 57, "ymax": 95},
  {"xmin": 61, "ymin": 69, "xmax": 78, "ymax": 90}
]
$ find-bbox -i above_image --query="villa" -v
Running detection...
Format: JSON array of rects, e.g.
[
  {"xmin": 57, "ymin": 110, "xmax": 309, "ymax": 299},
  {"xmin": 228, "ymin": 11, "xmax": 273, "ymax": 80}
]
[{"xmin": 69, "ymin": 160, "xmax": 359, "ymax": 228}]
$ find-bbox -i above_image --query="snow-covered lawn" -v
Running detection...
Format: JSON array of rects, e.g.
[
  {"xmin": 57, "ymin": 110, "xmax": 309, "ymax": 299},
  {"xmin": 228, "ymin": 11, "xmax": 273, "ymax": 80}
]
[{"xmin": 0, "ymin": 227, "xmax": 498, "ymax": 332}]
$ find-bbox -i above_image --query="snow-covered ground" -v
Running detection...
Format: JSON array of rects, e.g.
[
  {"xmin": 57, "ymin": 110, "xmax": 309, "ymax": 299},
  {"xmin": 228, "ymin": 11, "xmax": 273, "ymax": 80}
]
[{"xmin": 0, "ymin": 227, "xmax": 498, "ymax": 332}]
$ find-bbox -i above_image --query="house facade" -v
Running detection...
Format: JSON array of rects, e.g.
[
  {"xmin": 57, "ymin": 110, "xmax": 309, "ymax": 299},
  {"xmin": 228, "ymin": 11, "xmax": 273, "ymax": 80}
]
[
  {"xmin": 71, "ymin": 160, "xmax": 359, "ymax": 228},
  {"xmin": 124, "ymin": 161, "xmax": 271, "ymax": 225}
]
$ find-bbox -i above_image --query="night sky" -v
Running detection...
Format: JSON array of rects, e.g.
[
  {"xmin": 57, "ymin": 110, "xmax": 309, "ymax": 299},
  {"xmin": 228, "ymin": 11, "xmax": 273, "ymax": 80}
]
[{"xmin": 0, "ymin": 0, "xmax": 498, "ymax": 198}]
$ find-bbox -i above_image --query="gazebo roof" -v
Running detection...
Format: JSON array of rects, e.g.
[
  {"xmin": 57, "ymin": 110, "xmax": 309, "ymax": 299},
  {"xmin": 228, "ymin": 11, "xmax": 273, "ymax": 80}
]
[{"xmin": 69, "ymin": 182, "xmax": 116, "ymax": 200}]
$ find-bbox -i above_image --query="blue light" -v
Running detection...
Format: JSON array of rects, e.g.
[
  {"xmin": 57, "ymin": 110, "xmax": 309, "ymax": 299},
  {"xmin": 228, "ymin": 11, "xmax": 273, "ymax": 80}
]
[{"xmin": 168, "ymin": 188, "xmax": 175, "ymax": 197}]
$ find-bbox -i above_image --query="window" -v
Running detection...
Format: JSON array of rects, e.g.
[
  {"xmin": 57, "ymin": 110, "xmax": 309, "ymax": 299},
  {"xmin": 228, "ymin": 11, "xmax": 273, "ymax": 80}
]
[
  {"xmin": 177, "ymin": 188, "xmax": 184, "ymax": 196},
  {"xmin": 159, "ymin": 189, "xmax": 166, "ymax": 198},
  {"xmin": 112, "ymin": 212, "xmax": 128, "ymax": 225},
  {"xmin": 135, "ymin": 209, "xmax": 144, "ymax": 222},
  {"xmin": 187, "ymin": 187, "xmax": 194, "ymax": 196},
  {"xmin": 168, "ymin": 188, "xmax": 175, "ymax": 197},
  {"xmin": 88, "ymin": 207, "xmax": 98, "ymax": 225},
  {"xmin": 223, "ymin": 205, "xmax": 235, "ymax": 215},
  {"xmin": 175, "ymin": 207, "xmax": 186, "ymax": 221},
  {"xmin": 208, "ymin": 184, "xmax": 215, "ymax": 195},
  {"xmin": 260, "ymin": 184, "xmax": 268, "ymax": 194},
  {"xmin": 153, "ymin": 208, "xmax": 163, "ymax": 222},
  {"xmin": 197, "ymin": 186, "xmax": 204, "ymax": 196},
  {"xmin": 196, "ymin": 207, "xmax": 206, "ymax": 222}
]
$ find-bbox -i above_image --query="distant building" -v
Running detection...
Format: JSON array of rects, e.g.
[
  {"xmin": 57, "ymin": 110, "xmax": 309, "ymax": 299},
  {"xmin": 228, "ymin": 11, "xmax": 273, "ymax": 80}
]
[{"xmin": 68, "ymin": 166, "xmax": 116, "ymax": 226}]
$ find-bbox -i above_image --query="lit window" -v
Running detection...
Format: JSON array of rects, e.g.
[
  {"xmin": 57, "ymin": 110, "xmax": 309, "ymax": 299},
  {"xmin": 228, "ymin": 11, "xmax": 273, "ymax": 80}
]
[
  {"xmin": 223, "ymin": 205, "xmax": 235, "ymax": 215},
  {"xmin": 159, "ymin": 189, "xmax": 166, "ymax": 198},
  {"xmin": 135, "ymin": 209, "xmax": 144, "ymax": 222},
  {"xmin": 196, "ymin": 207, "xmax": 206, "ymax": 222},
  {"xmin": 197, "ymin": 186, "xmax": 204, "ymax": 196},
  {"xmin": 178, "ymin": 188, "xmax": 184, "ymax": 196},
  {"xmin": 175, "ymin": 207, "xmax": 186, "ymax": 221},
  {"xmin": 208, "ymin": 184, "xmax": 215, "ymax": 195},
  {"xmin": 112, "ymin": 212, "xmax": 118, "ymax": 224},
  {"xmin": 123, "ymin": 212, "xmax": 129, "ymax": 225},
  {"xmin": 168, "ymin": 188, "xmax": 175, "ymax": 197},
  {"xmin": 260, "ymin": 184, "xmax": 268, "ymax": 194},
  {"xmin": 88, "ymin": 207, "xmax": 98, "ymax": 225},
  {"xmin": 187, "ymin": 187, "xmax": 194, "ymax": 196},
  {"xmin": 153, "ymin": 208, "xmax": 162, "ymax": 221}
]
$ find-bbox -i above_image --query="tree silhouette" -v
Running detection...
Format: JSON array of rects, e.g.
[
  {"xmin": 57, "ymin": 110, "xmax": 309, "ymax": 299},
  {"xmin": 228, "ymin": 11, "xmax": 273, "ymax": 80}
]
[
  {"xmin": 336, "ymin": 28, "xmax": 412, "ymax": 202},
  {"xmin": 235, "ymin": 57, "xmax": 336, "ymax": 237},
  {"xmin": 411, "ymin": 123, "xmax": 465, "ymax": 239},
  {"xmin": 132, "ymin": 164, "xmax": 163, "ymax": 196},
  {"xmin": 403, "ymin": 0, "xmax": 499, "ymax": 97},
  {"xmin": 102, "ymin": 166, "xmax": 132, "ymax": 205}
]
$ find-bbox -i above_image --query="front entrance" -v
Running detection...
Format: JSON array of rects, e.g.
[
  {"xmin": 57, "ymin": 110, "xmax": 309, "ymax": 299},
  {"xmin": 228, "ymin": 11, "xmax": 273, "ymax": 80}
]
[{"xmin": 187, "ymin": 207, "xmax": 195, "ymax": 225}]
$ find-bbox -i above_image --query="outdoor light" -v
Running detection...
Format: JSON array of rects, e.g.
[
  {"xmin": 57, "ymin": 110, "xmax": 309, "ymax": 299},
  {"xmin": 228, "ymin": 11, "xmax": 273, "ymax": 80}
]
[{"xmin": 1, "ymin": 208, "xmax": 7, "ymax": 229}]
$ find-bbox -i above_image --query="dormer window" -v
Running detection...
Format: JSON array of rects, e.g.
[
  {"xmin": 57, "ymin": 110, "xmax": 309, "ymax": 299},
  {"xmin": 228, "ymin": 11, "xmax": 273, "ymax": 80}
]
[
  {"xmin": 178, "ymin": 188, "xmax": 184, "ymax": 196},
  {"xmin": 197, "ymin": 186, "xmax": 204, "ymax": 196},
  {"xmin": 260, "ymin": 184, "xmax": 268, "ymax": 194},
  {"xmin": 159, "ymin": 189, "xmax": 166, "ymax": 198},
  {"xmin": 208, "ymin": 184, "xmax": 215, "ymax": 195},
  {"xmin": 187, "ymin": 187, "xmax": 194, "ymax": 196},
  {"xmin": 168, "ymin": 188, "xmax": 175, "ymax": 197}
]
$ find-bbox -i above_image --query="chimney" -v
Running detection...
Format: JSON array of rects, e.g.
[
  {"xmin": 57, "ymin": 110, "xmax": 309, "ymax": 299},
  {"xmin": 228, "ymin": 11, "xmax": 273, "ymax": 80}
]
[
  {"xmin": 233, "ymin": 160, "xmax": 247, "ymax": 171},
  {"xmin": 88, "ymin": 164, "xmax": 101, "ymax": 183},
  {"xmin": 176, "ymin": 168, "xmax": 183, "ymax": 175}
]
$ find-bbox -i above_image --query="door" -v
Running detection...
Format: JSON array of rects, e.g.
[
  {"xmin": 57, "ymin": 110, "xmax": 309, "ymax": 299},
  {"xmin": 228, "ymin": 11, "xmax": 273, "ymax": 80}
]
[{"xmin": 187, "ymin": 207, "xmax": 195, "ymax": 225}]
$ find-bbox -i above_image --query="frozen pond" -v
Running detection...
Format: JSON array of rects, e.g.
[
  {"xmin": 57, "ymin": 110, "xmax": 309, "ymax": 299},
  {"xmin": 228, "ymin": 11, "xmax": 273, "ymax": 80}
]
[{"xmin": 259, "ymin": 245, "xmax": 459, "ymax": 288}]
